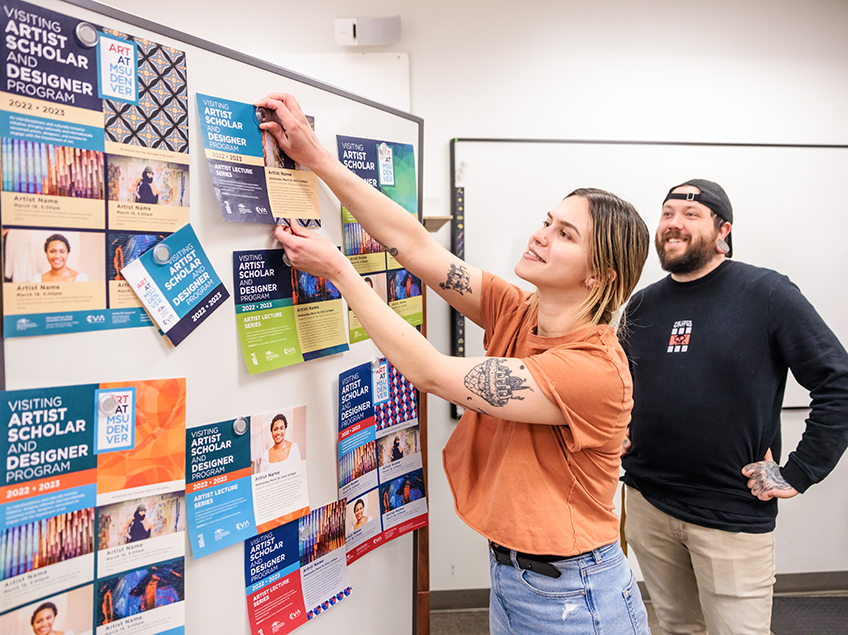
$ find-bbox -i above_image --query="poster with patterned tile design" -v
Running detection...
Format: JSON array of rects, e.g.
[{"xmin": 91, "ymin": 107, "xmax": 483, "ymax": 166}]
[{"xmin": 1, "ymin": 0, "xmax": 191, "ymax": 338}]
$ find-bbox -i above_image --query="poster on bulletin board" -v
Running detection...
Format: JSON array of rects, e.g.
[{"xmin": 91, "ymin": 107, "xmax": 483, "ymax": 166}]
[
  {"xmin": 185, "ymin": 406, "xmax": 310, "ymax": 559},
  {"xmin": 0, "ymin": 0, "xmax": 191, "ymax": 338},
  {"xmin": 0, "ymin": 378, "xmax": 187, "ymax": 635},
  {"xmin": 337, "ymin": 358, "xmax": 428, "ymax": 564},
  {"xmin": 244, "ymin": 501, "xmax": 350, "ymax": 635},
  {"xmin": 196, "ymin": 93, "xmax": 319, "ymax": 224},
  {"xmin": 336, "ymin": 135, "xmax": 422, "ymax": 343}
]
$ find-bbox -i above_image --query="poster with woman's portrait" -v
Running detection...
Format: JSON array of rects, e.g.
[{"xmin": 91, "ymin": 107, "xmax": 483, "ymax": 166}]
[
  {"xmin": 184, "ymin": 406, "xmax": 311, "ymax": 560},
  {"xmin": 248, "ymin": 407, "xmax": 309, "ymax": 533},
  {"xmin": 0, "ymin": 585, "xmax": 93, "ymax": 635},
  {"xmin": 345, "ymin": 489, "xmax": 381, "ymax": 548}
]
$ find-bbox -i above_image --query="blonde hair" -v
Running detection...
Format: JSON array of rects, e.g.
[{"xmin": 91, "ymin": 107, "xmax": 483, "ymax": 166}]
[{"xmin": 530, "ymin": 188, "xmax": 649, "ymax": 326}]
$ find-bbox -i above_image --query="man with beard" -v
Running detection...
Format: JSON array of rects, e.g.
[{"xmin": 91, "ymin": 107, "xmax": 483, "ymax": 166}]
[{"xmin": 620, "ymin": 179, "xmax": 848, "ymax": 635}]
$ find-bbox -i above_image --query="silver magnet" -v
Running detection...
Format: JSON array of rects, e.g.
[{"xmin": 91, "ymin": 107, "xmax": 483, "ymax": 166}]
[
  {"xmin": 75, "ymin": 22, "xmax": 99, "ymax": 48},
  {"xmin": 370, "ymin": 357, "xmax": 382, "ymax": 370},
  {"xmin": 233, "ymin": 417, "xmax": 248, "ymax": 436},
  {"xmin": 98, "ymin": 394, "xmax": 118, "ymax": 417},
  {"xmin": 378, "ymin": 142, "xmax": 390, "ymax": 157},
  {"xmin": 153, "ymin": 243, "xmax": 171, "ymax": 265},
  {"xmin": 282, "ymin": 252, "xmax": 292, "ymax": 268}
]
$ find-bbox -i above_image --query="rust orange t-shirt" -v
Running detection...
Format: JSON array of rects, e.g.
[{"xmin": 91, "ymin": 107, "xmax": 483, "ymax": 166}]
[{"xmin": 442, "ymin": 272, "xmax": 632, "ymax": 556}]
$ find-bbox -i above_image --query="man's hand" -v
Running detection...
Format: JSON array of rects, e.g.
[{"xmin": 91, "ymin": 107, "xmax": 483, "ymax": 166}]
[
  {"xmin": 741, "ymin": 449, "xmax": 799, "ymax": 501},
  {"xmin": 620, "ymin": 427, "xmax": 632, "ymax": 457}
]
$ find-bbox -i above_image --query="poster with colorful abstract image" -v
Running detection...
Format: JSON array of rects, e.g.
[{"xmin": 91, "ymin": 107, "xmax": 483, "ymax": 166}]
[
  {"xmin": 337, "ymin": 358, "xmax": 427, "ymax": 564},
  {"xmin": 0, "ymin": 378, "xmax": 186, "ymax": 634},
  {"xmin": 244, "ymin": 501, "xmax": 350, "ymax": 635},
  {"xmin": 96, "ymin": 557, "xmax": 185, "ymax": 634},
  {"xmin": 0, "ymin": 0, "xmax": 190, "ymax": 338},
  {"xmin": 336, "ymin": 135, "xmax": 422, "ymax": 343},
  {"xmin": 93, "ymin": 378, "xmax": 187, "ymax": 635}
]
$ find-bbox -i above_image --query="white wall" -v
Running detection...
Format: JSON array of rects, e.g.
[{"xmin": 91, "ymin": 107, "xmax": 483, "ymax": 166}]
[{"xmin": 98, "ymin": 0, "xmax": 848, "ymax": 593}]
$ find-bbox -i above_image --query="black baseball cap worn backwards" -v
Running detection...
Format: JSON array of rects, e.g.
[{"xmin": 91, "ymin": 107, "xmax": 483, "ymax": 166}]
[{"xmin": 663, "ymin": 178, "xmax": 734, "ymax": 257}]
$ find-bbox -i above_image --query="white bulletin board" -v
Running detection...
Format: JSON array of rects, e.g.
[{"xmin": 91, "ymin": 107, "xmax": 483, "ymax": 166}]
[{"xmin": 1, "ymin": 1, "xmax": 424, "ymax": 634}]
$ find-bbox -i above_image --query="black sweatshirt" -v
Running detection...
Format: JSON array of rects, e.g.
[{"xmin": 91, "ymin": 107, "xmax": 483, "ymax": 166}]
[{"xmin": 621, "ymin": 260, "xmax": 848, "ymax": 533}]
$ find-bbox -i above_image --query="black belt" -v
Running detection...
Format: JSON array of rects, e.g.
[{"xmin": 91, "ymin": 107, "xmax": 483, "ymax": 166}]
[{"xmin": 490, "ymin": 542, "xmax": 563, "ymax": 579}]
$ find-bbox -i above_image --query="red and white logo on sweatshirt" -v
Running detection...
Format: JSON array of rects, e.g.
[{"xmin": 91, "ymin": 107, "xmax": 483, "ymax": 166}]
[{"xmin": 667, "ymin": 320, "xmax": 692, "ymax": 353}]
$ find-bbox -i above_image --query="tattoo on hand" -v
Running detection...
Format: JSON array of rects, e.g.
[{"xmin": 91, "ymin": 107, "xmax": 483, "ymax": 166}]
[
  {"xmin": 464, "ymin": 359, "xmax": 532, "ymax": 407},
  {"xmin": 439, "ymin": 263, "xmax": 472, "ymax": 295},
  {"xmin": 747, "ymin": 461, "xmax": 793, "ymax": 496}
]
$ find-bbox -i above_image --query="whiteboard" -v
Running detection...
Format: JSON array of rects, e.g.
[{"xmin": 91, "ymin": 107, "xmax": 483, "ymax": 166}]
[
  {"xmin": 452, "ymin": 139, "xmax": 848, "ymax": 408},
  {"xmin": 2, "ymin": 1, "xmax": 423, "ymax": 634}
]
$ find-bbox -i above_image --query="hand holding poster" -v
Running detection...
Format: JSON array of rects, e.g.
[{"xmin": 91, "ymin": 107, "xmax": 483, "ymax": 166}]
[
  {"xmin": 196, "ymin": 93, "xmax": 319, "ymax": 224},
  {"xmin": 233, "ymin": 249, "xmax": 348, "ymax": 373}
]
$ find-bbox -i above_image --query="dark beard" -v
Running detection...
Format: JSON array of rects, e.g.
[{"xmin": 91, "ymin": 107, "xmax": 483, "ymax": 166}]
[{"xmin": 655, "ymin": 232, "xmax": 716, "ymax": 275}]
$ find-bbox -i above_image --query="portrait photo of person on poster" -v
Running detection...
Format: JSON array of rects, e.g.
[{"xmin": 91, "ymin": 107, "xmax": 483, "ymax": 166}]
[{"xmin": 254, "ymin": 412, "xmax": 301, "ymax": 473}]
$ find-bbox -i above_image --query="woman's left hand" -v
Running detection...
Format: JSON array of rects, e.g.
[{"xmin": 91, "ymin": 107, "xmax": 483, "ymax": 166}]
[{"xmin": 273, "ymin": 222, "xmax": 349, "ymax": 281}]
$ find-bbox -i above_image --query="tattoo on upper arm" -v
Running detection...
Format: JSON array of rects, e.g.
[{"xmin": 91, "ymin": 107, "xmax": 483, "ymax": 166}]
[
  {"xmin": 387, "ymin": 247, "xmax": 399, "ymax": 257},
  {"xmin": 464, "ymin": 358, "xmax": 532, "ymax": 408},
  {"xmin": 439, "ymin": 263, "xmax": 472, "ymax": 295}
]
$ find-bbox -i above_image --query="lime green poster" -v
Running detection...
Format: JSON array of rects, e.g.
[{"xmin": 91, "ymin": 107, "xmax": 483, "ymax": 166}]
[{"xmin": 233, "ymin": 249, "xmax": 348, "ymax": 374}]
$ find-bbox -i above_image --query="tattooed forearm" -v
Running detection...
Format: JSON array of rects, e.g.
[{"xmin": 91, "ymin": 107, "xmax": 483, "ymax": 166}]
[
  {"xmin": 745, "ymin": 461, "xmax": 793, "ymax": 497},
  {"xmin": 464, "ymin": 358, "xmax": 532, "ymax": 407},
  {"xmin": 439, "ymin": 263, "xmax": 472, "ymax": 295}
]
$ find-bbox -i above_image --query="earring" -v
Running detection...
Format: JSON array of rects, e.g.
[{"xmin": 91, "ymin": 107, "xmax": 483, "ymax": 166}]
[{"xmin": 717, "ymin": 238, "xmax": 730, "ymax": 254}]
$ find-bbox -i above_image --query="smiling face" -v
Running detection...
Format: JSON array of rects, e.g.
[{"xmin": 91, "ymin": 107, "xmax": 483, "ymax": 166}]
[
  {"xmin": 45, "ymin": 240, "xmax": 69, "ymax": 271},
  {"xmin": 32, "ymin": 607, "xmax": 56, "ymax": 635},
  {"xmin": 354, "ymin": 501, "xmax": 364, "ymax": 521},
  {"xmin": 513, "ymin": 196, "xmax": 594, "ymax": 294},
  {"xmin": 655, "ymin": 185, "xmax": 726, "ymax": 278},
  {"xmin": 270, "ymin": 418, "xmax": 287, "ymax": 445}
]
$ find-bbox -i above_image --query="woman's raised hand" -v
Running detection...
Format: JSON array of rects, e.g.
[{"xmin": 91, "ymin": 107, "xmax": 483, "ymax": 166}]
[
  {"xmin": 273, "ymin": 222, "xmax": 349, "ymax": 282},
  {"xmin": 254, "ymin": 93, "xmax": 331, "ymax": 171}
]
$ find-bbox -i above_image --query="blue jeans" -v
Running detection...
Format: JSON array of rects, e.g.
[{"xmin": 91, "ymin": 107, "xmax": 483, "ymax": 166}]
[{"xmin": 489, "ymin": 541, "xmax": 649, "ymax": 634}]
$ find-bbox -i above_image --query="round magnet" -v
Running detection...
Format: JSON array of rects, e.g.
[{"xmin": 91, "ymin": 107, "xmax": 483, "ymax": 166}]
[
  {"xmin": 282, "ymin": 252, "xmax": 292, "ymax": 267},
  {"xmin": 98, "ymin": 394, "xmax": 118, "ymax": 417},
  {"xmin": 378, "ymin": 142, "xmax": 390, "ymax": 157},
  {"xmin": 75, "ymin": 22, "xmax": 99, "ymax": 48},
  {"xmin": 255, "ymin": 106, "xmax": 283, "ymax": 129},
  {"xmin": 233, "ymin": 417, "xmax": 248, "ymax": 436},
  {"xmin": 298, "ymin": 524, "xmax": 310, "ymax": 541},
  {"xmin": 370, "ymin": 357, "xmax": 382, "ymax": 370},
  {"xmin": 153, "ymin": 243, "xmax": 171, "ymax": 265}
]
